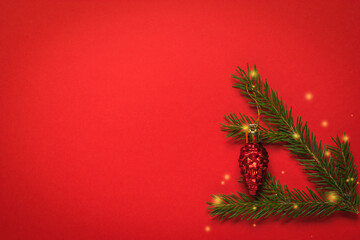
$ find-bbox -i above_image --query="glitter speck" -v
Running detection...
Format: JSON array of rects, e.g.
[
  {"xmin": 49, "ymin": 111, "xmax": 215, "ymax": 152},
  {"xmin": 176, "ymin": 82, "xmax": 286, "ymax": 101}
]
[
  {"xmin": 305, "ymin": 92, "xmax": 313, "ymax": 100},
  {"xmin": 221, "ymin": 181, "xmax": 225, "ymax": 185},
  {"xmin": 326, "ymin": 192, "xmax": 339, "ymax": 203},
  {"xmin": 214, "ymin": 197, "xmax": 222, "ymax": 205},
  {"xmin": 293, "ymin": 133, "xmax": 300, "ymax": 139},
  {"xmin": 325, "ymin": 151, "xmax": 331, "ymax": 157},
  {"xmin": 281, "ymin": 170, "xmax": 285, "ymax": 174},
  {"xmin": 250, "ymin": 70, "xmax": 257, "ymax": 77},
  {"xmin": 321, "ymin": 121, "xmax": 328, "ymax": 127},
  {"xmin": 224, "ymin": 174, "xmax": 230, "ymax": 180},
  {"xmin": 252, "ymin": 223, "xmax": 257, "ymax": 227},
  {"xmin": 205, "ymin": 226, "xmax": 211, "ymax": 232}
]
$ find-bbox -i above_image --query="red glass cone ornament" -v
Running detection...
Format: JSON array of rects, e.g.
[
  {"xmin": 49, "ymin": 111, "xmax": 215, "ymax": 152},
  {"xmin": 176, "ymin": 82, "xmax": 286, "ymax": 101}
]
[{"xmin": 239, "ymin": 124, "xmax": 269, "ymax": 196}]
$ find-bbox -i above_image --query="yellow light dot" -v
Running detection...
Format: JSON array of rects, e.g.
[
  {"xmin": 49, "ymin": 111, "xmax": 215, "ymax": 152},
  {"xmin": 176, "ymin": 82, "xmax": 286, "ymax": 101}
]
[
  {"xmin": 252, "ymin": 223, "xmax": 257, "ymax": 227},
  {"xmin": 357, "ymin": 181, "xmax": 359, "ymax": 185},
  {"xmin": 305, "ymin": 92, "xmax": 313, "ymax": 100},
  {"xmin": 281, "ymin": 170, "xmax": 285, "ymax": 174},
  {"xmin": 346, "ymin": 178, "xmax": 350, "ymax": 182},
  {"xmin": 293, "ymin": 133, "xmax": 300, "ymax": 139},
  {"xmin": 351, "ymin": 178, "xmax": 354, "ymax": 181},
  {"xmin": 252, "ymin": 206, "xmax": 257, "ymax": 210},
  {"xmin": 205, "ymin": 226, "xmax": 211, "ymax": 232},
  {"xmin": 214, "ymin": 197, "xmax": 222, "ymax": 205},
  {"xmin": 343, "ymin": 135, "xmax": 349, "ymax": 142},
  {"xmin": 250, "ymin": 70, "xmax": 257, "ymax": 77},
  {"xmin": 221, "ymin": 181, "xmax": 225, "ymax": 185},
  {"xmin": 224, "ymin": 174, "xmax": 230, "ymax": 180},
  {"xmin": 326, "ymin": 192, "xmax": 339, "ymax": 203},
  {"xmin": 325, "ymin": 151, "xmax": 331, "ymax": 157},
  {"xmin": 321, "ymin": 121, "xmax": 328, "ymax": 127},
  {"xmin": 243, "ymin": 125, "xmax": 249, "ymax": 131},
  {"xmin": 293, "ymin": 204, "xmax": 298, "ymax": 209}
]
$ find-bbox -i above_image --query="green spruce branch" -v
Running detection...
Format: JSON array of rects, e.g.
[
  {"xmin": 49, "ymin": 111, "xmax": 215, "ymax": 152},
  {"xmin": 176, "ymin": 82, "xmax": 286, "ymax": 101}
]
[
  {"xmin": 208, "ymin": 65, "xmax": 359, "ymax": 220},
  {"xmin": 207, "ymin": 174, "xmax": 342, "ymax": 220}
]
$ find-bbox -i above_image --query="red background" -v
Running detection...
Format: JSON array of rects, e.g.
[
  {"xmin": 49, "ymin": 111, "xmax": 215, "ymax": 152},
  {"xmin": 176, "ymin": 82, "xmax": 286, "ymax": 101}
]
[{"xmin": 1, "ymin": 0, "xmax": 360, "ymax": 239}]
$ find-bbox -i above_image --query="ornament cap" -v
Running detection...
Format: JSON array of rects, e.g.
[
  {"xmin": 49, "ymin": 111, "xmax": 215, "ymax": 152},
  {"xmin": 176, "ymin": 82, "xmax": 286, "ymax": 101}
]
[{"xmin": 246, "ymin": 124, "xmax": 260, "ymax": 143}]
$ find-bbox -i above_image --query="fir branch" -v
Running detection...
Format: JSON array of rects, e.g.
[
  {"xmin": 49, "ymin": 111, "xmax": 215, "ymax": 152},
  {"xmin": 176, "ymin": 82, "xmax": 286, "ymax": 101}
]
[
  {"xmin": 208, "ymin": 65, "xmax": 359, "ymax": 221},
  {"xmin": 207, "ymin": 66, "xmax": 359, "ymax": 220},
  {"xmin": 231, "ymin": 65, "xmax": 359, "ymax": 214},
  {"xmin": 207, "ymin": 174, "xmax": 342, "ymax": 220}
]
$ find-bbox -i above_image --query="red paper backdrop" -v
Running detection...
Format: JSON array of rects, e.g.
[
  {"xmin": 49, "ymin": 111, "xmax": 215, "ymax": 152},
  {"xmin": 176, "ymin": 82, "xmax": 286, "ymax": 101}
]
[{"xmin": 1, "ymin": 0, "xmax": 360, "ymax": 239}]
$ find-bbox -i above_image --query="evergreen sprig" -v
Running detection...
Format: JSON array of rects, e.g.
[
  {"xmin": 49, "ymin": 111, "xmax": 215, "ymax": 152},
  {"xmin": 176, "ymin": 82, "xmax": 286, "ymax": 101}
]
[
  {"xmin": 207, "ymin": 174, "xmax": 341, "ymax": 220},
  {"xmin": 208, "ymin": 65, "xmax": 359, "ymax": 220}
]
